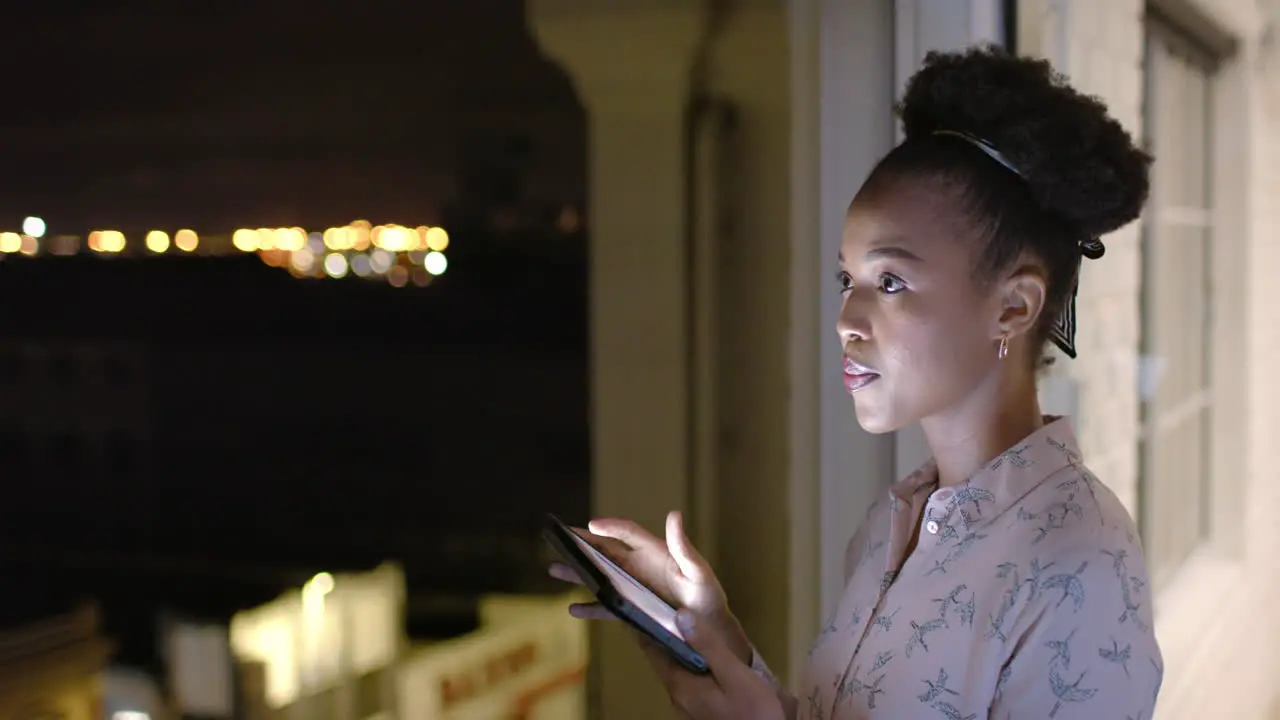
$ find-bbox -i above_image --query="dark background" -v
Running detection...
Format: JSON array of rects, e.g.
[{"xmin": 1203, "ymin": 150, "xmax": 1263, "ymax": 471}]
[{"xmin": 0, "ymin": 0, "xmax": 590, "ymax": 672}]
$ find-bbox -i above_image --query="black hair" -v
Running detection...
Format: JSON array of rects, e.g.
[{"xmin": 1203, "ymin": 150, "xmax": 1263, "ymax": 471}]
[{"xmin": 864, "ymin": 45, "xmax": 1152, "ymax": 366}]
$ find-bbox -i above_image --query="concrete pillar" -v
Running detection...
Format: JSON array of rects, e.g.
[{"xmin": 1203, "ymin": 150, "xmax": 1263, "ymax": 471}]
[
  {"xmin": 787, "ymin": 0, "xmax": 898, "ymax": 661},
  {"xmin": 526, "ymin": 3, "xmax": 709, "ymax": 718},
  {"xmin": 528, "ymin": 0, "xmax": 905, "ymax": 714}
]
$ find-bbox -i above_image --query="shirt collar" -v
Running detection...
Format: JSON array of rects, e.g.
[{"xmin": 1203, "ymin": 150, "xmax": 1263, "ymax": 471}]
[{"xmin": 887, "ymin": 416, "xmax": 1083, "ymax": 527}]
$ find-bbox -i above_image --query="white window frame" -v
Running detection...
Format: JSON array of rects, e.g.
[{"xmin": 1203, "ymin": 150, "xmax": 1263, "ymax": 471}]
[
  {"xmin": 1137, "ymin": 15, "xmax": 1220, "ymax": 588},
  {"xmin": 1135, "ymin": 2, "xmax": 1252, "ymax": 630},
  {"xmin": 1136, "ymin": 5, "xmax": 1263, "ymax": 711}
]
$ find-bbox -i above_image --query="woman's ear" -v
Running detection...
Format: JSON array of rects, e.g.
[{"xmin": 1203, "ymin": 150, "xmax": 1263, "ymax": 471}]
[{"xmin": 994, "ymin": 266, "xmax": 1048, "ymax": 340}]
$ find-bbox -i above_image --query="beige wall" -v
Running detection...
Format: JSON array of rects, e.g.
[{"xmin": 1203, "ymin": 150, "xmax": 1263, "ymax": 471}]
[{"xmin": 1021, "ymin": 0, "xmax": 1280, "ymax": 716}]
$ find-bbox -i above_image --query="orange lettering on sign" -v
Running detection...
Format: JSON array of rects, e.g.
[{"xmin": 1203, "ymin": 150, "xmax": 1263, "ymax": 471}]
[
  {"xmin": 439, "ymin": 640, "xmax": 544, "ymax": 709},
  {"xmin": 486, "ymin": 656, "xmax": 507, "ymax": 685},
  {"xmin": 440, "ymin": 677, "xmax": 457, "ymax": 706}
]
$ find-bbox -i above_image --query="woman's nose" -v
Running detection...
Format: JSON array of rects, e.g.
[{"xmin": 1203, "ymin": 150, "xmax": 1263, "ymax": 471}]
[{"xmin": 836, "ymin": 296, "xmax": 870, "ymax": 345}]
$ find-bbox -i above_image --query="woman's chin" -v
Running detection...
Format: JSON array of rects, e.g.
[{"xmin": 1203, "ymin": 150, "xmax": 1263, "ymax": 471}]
[{"xmin": 851, "ymin": 396, "xmax": 904, "ymax": 435}]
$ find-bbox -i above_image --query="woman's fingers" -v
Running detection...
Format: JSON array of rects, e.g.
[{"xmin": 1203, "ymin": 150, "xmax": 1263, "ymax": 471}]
[
  {"xmin": 568, "ymin": 525, "xmax": 630, "ymax": 554},
  {"xmin": 665, "ymin": 510, "xmax": 711, "ymax": 583},
  {"xmin": 637, "ymin": 631, "xmax": 677, "ymax": 671},
  {"xmin": 568, "ymin": 602, "xmax": 616, "ymax": 620},
  {"xmin": 550, "ymin": 563, "xmax": 614, "ymax": 619},
  {"xmin": 548, "ymin": 562, "xmax": 585, "ymax": 585},
  {"xmin": 588, "ymin": 517, "xmax": 667, "ymax": 556}
]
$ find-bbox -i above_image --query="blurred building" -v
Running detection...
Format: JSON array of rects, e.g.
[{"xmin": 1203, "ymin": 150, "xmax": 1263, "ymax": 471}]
[
  {"xmin": 0, "ymin": 605, "xmax": 113, "ymax": 720},
  {"xmin": 227, "ymin": 563, "xmax": 587, "ymax": 720},
  {"xmin": 527, "ymin": 0, "xmax": 1280, "ymax": 717},
  {"xmin": 101, "ymin": 667, "xmax": 167, "ymax": 720},
  {"xmin": 0, "ymin": 571, "xmax": 583, "ymax": 720}
]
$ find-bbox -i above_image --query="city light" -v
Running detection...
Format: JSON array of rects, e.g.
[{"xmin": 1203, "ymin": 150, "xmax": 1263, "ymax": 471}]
[
  {"xmin": 369, "ymin": 249, "xmax": 393, "ymax": 274},
  {"xmin": 174, "ymin": 228, "xmax": 199, "ymax": 252},
  {"xmin": 373, "ymin": 224, "xmax": 415, "ymax": 251},
  {"xmin": 323, "ymin": 253, "xmax": 349, "ymax": 278},
  {"xmin": 424, "ymin": 251, "xmax": 448, "ymax": 275},
  {"xmin": 309, "ymin": 572, "xmax": 335, "ymax": 595},
  {"xmin": 290, "ymin": 248, "xmax": 316, "ymax": 274},
  {"xmin": 89, "ymin": 230, "xmax": 127, "ymax": 253},
  {"xmin": 232, "ymin": 228, "xmax": 257, "ymax": 252},
  {"xmin": 22, "ymin": 216, "xmax": 45, "ymax": 238},
  {"xmin": 300, "ymin": 571, "xmax": 335, "ymax": 672},
  {"xmin": 426, "ymin": 226, "xmax": 449, "ymax": 251},
  {"xmin": 145, "ymin": 230, "xmax": 170, "ymax": 253},
  {"xmin": 0, "ymin": 220, "xmax": 451, "ymax": 288}
]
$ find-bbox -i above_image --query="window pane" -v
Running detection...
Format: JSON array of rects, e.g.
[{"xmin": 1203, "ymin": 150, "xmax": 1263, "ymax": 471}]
[{"xmin": 1138, "ymin": 19, "xmax": 1215, "ymax": 586}]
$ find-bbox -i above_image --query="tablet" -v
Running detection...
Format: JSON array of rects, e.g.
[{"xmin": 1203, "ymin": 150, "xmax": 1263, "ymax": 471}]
[{"xmin": 542, "ymin": 513, "xmax": 710, "ymax": 674}]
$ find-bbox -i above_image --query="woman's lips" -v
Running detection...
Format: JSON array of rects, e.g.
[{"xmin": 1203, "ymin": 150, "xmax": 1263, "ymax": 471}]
[
  {"xmin": 843, "ymin": 371, "xmax": 881, "ymax": 394},
  {"xmin": 843, "ymin": 357, "xmax": 880, "ymax": 394}
]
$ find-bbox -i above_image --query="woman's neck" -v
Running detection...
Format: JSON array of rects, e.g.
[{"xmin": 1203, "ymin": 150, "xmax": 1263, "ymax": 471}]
[{"xmin": 920, "ymin": 371, "xmax": 1045, "ymax": 487}]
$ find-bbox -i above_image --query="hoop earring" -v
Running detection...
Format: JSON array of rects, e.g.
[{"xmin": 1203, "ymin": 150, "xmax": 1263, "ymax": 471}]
[{"xmin": 997, "ymin": 336, "xmax": 1009, "ymax": 360}]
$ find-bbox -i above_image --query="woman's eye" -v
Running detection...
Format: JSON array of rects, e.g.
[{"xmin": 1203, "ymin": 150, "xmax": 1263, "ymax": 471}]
[
  {"xmin": 877, "ymin": 273, "xmax": 907, "ymax": 294},
  {"xmin": 835, "ymin": 270, "xmax": 854, "ymax": 293}
]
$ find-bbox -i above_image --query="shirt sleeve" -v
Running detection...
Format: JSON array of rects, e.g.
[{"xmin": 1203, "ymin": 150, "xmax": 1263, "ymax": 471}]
[
  {"xmin": 744, "ymin": 507, "xmax": 879, "ymax": 720},
  {"xmin": 987, "ymin": 544, "xmax": 1164, "ymax": 719},
  {"xmin": 748, "ymin": 649, "xmax": 798, "ymax": 720}
]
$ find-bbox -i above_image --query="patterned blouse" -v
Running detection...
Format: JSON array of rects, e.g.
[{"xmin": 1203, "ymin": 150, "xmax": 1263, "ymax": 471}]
[{"xmin": 753, "ymin": 417, "xmax": 1163, "ymax": 719}]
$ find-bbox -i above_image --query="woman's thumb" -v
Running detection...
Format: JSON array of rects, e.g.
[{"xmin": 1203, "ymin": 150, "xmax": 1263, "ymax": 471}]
[
  {"xmin": 666, "ymin": 510, "xmax": 709, "ymax": 581},
  {"xmin": 675, "ymin": 609, "xmax": 736, "ymax": 672}
]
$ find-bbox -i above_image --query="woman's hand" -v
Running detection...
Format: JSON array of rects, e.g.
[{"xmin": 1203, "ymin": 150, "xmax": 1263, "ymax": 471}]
[
  {"xmin": 547, "ymin": 510, "xmax": 754, "ymax": 667},
  {"xmin": 648, "ymin": 610, "xmax": 785, "ymax": 719}
]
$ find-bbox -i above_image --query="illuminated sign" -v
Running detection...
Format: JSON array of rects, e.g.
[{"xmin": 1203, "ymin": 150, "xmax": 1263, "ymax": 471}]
[{"xmin": 438, "ymin": 641, "xmax": 540, "ymax": 709}]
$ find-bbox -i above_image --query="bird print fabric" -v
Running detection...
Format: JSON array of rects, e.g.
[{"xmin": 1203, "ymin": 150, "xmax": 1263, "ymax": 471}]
[{"xmin": 751, "ymin": 417, "xmax": 1162, "ymax": 719}]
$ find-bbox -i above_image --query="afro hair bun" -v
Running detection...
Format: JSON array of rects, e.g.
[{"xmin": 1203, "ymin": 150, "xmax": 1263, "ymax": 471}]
[{"xmin": 897, "ymin": 45, "xmax": 1152, "ymax": 240}]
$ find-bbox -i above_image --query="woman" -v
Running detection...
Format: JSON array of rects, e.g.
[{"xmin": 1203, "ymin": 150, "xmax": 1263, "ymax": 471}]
[{"xmin": 550, "ymin": 46, "xmax": 1161, "ymax": 719}]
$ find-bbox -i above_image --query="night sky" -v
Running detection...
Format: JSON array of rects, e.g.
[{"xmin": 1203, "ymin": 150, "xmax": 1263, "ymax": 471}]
[{"xmin": 0, "ymin": 0, "xmax": 589, "ymax": 664}]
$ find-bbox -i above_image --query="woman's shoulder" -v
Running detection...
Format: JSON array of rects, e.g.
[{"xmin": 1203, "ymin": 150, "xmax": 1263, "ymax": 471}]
[
  {"xmin": 1000, "ymin": 461, "xmax": 1152, "ymax": 597},
  {"xmin": 1000, "ymin": 474, "xmax": 1160, "ymax": 678}
]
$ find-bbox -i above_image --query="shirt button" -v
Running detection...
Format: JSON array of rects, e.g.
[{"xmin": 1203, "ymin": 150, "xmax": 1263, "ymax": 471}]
[{"xmin": 926, "ymin": 520, "xmax": 940, "ymax": 535}]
